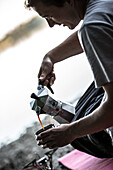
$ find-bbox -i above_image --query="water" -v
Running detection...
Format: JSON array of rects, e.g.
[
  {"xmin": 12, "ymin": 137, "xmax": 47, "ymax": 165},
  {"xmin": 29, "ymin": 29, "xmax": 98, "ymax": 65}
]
[{"xmin": 0, "ymin": 0, "xmax": 93, "ymax": 146}]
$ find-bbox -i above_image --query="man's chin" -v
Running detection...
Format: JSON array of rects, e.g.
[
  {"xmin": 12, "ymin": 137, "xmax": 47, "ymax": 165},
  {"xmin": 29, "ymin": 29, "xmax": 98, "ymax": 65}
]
[{"xmin": 68, "ymin": 25, "xmax": 75, "ymax": 30}]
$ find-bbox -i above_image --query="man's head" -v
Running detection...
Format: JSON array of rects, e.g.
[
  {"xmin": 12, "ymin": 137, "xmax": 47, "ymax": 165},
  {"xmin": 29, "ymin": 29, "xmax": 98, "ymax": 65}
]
[
  {"xmin": 25, "ymin": 0, "xmax": 70, "ymax": 8},
  {"xmin": 25, "ymin": 0, "xmax": 85, "ymax": 29}
]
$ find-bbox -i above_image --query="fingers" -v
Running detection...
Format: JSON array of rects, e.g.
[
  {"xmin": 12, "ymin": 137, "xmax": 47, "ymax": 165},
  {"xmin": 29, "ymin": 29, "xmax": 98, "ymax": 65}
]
[
  {"xmin": 37, "ymin": 137, "xmax": 54, "ymax": 146},
  {"xmin": 38, "ymin": 58, "xmax": 53, "ymax": 80},
  {"xmin": 36, "ymin": 129, "xmax": 51, "ymax": 141},
  {"xmin": 36, "ymin": 134, "xmax": 51, "ymax": 144},
  {"xmin": 38, "ymin": 56, "xmax": 56, "ymax": 86},
  {"xmin": 35, "ymin": 124, "xmax": 72, "ymax": 149},
  {"xmin": 38, "ymin": 71, "xmax": 56, "ymax": 86},
  {"xmin": 36, "ymin": 129, "xmax": 57, "ymax": 149},
  {"xmin": 38, "ymin": 67, "xmax": 48, "ymax": 82},
  {"xmin": 49, "ymin": 73, "xmax": 56, "ymax": 86},
  {"xmin": 37, "ymin": 139, "xmax": 57, "ymax": 149},
  {"xmin": 43, "ymin": 143, "xmax": 57, "ymax": 149}
]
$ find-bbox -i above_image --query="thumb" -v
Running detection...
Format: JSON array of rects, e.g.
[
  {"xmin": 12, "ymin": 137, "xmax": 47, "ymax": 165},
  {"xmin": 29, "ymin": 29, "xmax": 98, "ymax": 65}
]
[{"xmin": 39, "ymin": 72, "xmax": 46, "ymax": 81}]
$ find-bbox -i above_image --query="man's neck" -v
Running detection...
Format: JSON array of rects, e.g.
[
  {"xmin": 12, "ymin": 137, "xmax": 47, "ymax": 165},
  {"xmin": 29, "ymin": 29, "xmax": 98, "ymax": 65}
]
[{"xmin": 75, "ymin": 0, "xmax": 87, "ymax": 19}]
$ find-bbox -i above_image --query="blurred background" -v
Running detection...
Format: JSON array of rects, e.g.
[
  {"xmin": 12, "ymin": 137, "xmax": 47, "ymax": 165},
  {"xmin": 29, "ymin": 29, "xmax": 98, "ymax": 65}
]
[{"xmin": 0, "ymin": 0, "xmax": 93, "ymax": 146}]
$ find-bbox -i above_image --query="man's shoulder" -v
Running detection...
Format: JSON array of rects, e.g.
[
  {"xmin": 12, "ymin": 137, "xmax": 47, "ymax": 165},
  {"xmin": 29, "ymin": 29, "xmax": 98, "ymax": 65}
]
[
  {"xmin": 86, "ymin": 0, "xmax": 113, "ymax": 15},
  {"xmin": 84, "ymin": 0, "xmax": 113, "ymax": 25}
]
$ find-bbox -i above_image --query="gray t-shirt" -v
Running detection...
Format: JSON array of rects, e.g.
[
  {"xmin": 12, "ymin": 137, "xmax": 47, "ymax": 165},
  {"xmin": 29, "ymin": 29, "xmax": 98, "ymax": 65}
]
[
  {"xmin": 79, "ymin": 0, "xmax": 113, "ymax": 87},
  {"xmin": 78, "ymin": 0, "xmax": 113, "ymax": 145}
]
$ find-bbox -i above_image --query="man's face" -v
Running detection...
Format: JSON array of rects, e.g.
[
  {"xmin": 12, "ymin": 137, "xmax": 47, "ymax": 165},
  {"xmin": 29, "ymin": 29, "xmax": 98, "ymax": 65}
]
[{"xmin": 34, "ymin": 1, "xmax": 81, "ymax": 30}]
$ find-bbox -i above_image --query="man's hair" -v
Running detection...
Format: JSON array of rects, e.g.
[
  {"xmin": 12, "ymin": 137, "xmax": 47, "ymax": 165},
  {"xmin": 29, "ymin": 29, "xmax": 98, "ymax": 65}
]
[{"xmin": 24, "ymin": 0, "xmax": 70, "ymax": 9}]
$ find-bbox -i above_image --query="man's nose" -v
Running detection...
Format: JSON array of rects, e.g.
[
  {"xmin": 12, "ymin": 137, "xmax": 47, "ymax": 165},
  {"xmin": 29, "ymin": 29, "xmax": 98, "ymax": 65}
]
[{"xmin": 46, "ymin": 18, "xmax": 56, "ymax": 27}]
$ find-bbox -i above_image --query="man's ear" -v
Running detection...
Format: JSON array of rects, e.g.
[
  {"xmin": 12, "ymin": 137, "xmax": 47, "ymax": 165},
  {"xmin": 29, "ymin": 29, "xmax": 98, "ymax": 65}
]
[
  {"xmin": 64, "ymin": 0, "xmax": 74, "ymax": 7},
  {"xmin": 69, "ymin": 0, "xmax": 74, "ymax": 7}
]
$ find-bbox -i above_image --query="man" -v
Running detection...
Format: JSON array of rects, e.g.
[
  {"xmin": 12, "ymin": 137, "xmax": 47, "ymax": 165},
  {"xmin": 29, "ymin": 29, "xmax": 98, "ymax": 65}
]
[{"xmin": 25, "ymin": 0, "xmax": 113, "ymax": 156}]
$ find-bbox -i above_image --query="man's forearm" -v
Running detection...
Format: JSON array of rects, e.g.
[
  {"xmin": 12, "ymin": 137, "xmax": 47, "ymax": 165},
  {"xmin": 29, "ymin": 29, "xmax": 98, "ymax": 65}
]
[{"xmin": 46, "ymin": 30, "xmax": 83, "ymax": 64}]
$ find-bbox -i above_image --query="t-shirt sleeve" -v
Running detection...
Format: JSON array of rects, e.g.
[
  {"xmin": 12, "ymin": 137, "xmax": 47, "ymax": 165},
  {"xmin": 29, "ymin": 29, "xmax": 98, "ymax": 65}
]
[{"xmin": 79, "ymin": 21, "xmax": 113, "ymax": 87}]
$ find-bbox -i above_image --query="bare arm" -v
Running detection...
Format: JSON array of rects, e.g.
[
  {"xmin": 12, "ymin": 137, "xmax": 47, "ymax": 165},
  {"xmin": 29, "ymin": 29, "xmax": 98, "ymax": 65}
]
[
  {"xmin": 38, "ymin": 30, "xmax": 83, "ymax": 85},
  {"xmin": 47, "ymin": 30, "xmax": 83, "ymax": 64},
  {"xmin": 71, "ymin": 82, "xmax": 113, "ymax": 139}
]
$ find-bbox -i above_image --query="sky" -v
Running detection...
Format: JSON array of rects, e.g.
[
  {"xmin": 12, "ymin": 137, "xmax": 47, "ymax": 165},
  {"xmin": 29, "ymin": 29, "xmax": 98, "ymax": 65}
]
[{"xmin": 0, "ymin": 0, "xmax": 93, "ymax": 146}]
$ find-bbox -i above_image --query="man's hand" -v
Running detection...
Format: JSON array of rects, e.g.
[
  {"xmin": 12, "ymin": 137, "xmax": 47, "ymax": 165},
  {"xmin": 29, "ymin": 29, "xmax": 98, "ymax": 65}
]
[
  {"xmin": 38, "ymin": 30, "xmax": 83, "ymax": 86},
  {"xmin": 38, "ymin": 55, "xmax": 56, "ymax": 86},
  {"xmin": 36, "ymin": 124, "xmax": 75, "ymax": 149}
]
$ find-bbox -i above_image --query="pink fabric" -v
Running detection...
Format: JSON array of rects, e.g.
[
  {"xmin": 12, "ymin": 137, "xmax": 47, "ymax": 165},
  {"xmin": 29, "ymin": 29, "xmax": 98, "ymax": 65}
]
[{"xmin": 58, "ymin": 149, "xmax": 113, "ymax": 170}]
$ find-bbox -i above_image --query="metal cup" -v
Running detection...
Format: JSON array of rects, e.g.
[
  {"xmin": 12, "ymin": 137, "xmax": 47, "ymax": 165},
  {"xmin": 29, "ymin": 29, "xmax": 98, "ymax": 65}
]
[{"xmin": 35, "ymin": 124, "xmax": 55, "ymax": 136}]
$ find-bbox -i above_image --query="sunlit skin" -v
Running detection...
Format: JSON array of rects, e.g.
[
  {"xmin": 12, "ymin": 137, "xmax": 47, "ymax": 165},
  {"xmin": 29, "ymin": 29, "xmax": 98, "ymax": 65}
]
[
  {"xmin": 30, "ymin": 0, "xmax": 113, "ymax": 150},
  {"xmin": 34, "ymin": 0, "xmax": 85, "ymax": 87}
]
